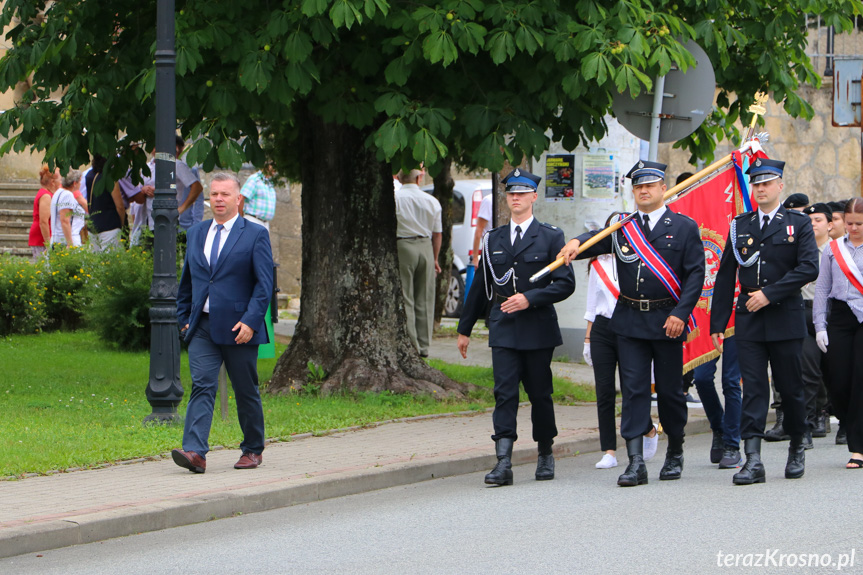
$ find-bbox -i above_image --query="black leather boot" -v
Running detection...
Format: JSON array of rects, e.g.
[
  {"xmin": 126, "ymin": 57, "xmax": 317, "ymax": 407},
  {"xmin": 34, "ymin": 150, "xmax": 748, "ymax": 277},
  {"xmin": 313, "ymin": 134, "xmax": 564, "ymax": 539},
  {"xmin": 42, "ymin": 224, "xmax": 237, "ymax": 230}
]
[
  {"xmin": 535, "ymin": 440, "xmax": 554, "ymax": 481},
  {"xmin": 785, "ymin": 435, "xmax": 805, "ymax": 479},
  {"xmin": 710, "ymin": 429, "xmax": 724, "ymax": 464},
  {"xmin": 811, "ymin": 411, "xmax": 827, "ymax": 438},
  {"xmin": 733, "ymin": 438, "xmax": 766, "ymax": 485},
  {"xmin": 765, "ymin": 409, "xmax": 790, "ymax": 441},
  {"xmin": 801, "ymin": 429, "xmax": 814, "ymax": 450},
  {"xmin": 836, "ymin": 424, "xmax": 847, "ymax": 445},
  {"xmin": 484, "ymin": 438, "xmax": 514, "ymax": 486},
  {"xmin": 617, "ymin": 438, "xmax": 648, "ymax": 487},
  {"xmin": 660, "ymin": 435, "xmax": 684, "ymax": 480}
]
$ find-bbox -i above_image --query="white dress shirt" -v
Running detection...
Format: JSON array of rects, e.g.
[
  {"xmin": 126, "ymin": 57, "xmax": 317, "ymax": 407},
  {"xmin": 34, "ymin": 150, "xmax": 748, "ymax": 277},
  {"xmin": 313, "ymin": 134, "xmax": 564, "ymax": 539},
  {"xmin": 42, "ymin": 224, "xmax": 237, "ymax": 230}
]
[
  {"xmin": 757, "ymin": 204, "xmax": 781, "ymax": 228},
  {"xmin": 510, "ymin": 216, "xmax": 534, "ymax": 245},
  {"xmin": 636, "ymin": 206, "xmax": 667, "ymax": 232},
  {"xmin": 584, "ymin": 254, "xmax": 619, "ymax": 322},
  {"xmin": 202, "ymin": 213, "xmax": 239, "ymax": 313}
]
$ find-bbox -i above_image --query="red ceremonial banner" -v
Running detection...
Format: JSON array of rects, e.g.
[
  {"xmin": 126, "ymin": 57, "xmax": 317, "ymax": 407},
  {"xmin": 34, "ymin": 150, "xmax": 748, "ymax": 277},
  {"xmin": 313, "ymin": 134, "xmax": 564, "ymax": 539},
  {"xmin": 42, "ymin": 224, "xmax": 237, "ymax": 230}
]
[{"xmin": 671, "ymin": 155, "xmax": 752, "ymax": 373}]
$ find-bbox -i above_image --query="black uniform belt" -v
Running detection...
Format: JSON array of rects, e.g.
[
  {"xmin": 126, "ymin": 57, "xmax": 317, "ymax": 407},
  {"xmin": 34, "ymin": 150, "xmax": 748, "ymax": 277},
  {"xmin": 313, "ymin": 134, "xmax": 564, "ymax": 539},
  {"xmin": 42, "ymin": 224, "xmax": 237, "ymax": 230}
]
[
  {"xmin": 397, "ymin": 235, "xmax": 429, "ymax": 240},
  {"xmin": 740, "ymin": 286, "xmax": 759, "ymax": 292},
  {"xmin": 619, "ymin": 295, "xmax": 675, "ymax": 312},
  {"xmin": 804, "ymin": 299, "xmax": 813, "ymax": 308}
]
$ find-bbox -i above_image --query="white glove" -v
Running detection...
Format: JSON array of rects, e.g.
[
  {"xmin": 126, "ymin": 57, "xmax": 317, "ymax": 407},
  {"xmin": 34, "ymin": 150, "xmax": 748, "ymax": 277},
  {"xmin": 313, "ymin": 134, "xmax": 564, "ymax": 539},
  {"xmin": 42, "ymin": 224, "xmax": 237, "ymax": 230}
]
[
  {"xmin": 816, "ymin": 331, "xmax": 829, "ymax": 354},
  {"xmin": 583, "ymin": 343, "xmax": 593, "ymax": 367}
]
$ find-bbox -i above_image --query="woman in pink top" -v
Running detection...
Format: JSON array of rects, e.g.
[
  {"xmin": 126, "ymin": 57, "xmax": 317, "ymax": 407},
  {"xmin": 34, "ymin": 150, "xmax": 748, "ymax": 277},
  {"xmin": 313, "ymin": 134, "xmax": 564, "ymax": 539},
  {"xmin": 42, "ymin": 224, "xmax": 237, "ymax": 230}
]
[{"xmin": 27, "ymin": 166, "xmax": 61, "ymax": 260}]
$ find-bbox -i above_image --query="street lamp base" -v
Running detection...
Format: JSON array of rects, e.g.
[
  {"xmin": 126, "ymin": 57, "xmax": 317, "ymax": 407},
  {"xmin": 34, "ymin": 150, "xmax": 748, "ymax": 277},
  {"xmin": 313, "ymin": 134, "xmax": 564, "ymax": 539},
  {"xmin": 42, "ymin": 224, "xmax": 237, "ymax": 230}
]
[{"xmin": 143, "ymin": 408, "xmax": 183, "ymax": 426}]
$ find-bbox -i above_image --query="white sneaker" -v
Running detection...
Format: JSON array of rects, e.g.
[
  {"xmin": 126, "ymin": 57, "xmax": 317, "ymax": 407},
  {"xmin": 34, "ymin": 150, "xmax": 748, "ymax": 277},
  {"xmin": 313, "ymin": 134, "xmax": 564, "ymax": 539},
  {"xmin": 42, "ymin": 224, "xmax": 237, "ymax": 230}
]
[
  {"xmin": 643, "ymin": 425, "xmax": 659, "ymax": 461},
  {"xmin": 595, "ymin": 453, "xmax": 618, "ymax": 469}
]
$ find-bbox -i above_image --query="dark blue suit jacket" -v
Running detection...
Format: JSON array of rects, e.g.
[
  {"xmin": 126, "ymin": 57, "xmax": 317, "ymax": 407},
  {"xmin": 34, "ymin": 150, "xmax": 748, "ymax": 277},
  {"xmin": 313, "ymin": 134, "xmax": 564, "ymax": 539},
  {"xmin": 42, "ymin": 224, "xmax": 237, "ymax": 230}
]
[
  {"xmin": 575, "ymin": 210, "xmax": 704, "ymax": 342},
  {"xmin": 458, "ymin": 219, "xmax": 575, "ymax": 350},
  {"xmin": 177, "ymin": 216, "xmax": 273, "ymax": 345}
]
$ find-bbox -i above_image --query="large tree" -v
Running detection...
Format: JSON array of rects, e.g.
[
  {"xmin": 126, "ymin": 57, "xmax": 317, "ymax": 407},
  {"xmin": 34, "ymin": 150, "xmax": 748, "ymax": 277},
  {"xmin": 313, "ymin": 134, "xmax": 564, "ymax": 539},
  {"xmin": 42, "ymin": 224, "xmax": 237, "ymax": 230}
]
[{"xmin": 1, "ymin": 0, "xmax": 858, "ymax": 394}]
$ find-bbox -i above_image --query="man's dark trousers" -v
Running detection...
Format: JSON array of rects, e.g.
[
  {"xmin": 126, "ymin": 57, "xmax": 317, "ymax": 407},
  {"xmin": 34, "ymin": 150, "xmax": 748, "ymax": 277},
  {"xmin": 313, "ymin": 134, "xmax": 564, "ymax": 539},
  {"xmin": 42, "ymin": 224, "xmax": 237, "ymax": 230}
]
[
  {"xmin": 183, "ymin": 315, "xmax": 265, "ymax": 457},
  {"xmin": 491, "ymin": 347, "xmax": 557, "ymax": 442}
]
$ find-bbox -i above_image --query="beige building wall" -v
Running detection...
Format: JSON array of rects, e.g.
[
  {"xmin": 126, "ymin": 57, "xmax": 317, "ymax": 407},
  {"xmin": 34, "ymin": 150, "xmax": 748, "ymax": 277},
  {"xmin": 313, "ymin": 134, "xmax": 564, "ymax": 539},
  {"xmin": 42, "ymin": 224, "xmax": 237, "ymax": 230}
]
[{"xmin": 663, "ymin": 85, "xmax": 861, "ymax": 204}]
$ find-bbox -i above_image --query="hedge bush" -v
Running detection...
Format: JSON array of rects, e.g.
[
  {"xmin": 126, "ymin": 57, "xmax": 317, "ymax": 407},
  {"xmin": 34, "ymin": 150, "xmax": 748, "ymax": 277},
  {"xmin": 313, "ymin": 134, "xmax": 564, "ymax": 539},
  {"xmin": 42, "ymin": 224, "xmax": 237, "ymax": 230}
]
[
  {"xmin": 0, "ymin": 255, "xmax": 47, "ymax": 335},
  {"xmin": 41, "ymin": 246, "xmax": 98, "ymax": 330}
]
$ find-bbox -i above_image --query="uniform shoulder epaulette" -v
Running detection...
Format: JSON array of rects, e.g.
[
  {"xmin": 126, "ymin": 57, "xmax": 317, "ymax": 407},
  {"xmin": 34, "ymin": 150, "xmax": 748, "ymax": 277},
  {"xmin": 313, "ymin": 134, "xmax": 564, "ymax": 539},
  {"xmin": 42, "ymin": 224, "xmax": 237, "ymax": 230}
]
[
  {"xmin": 786, "ymin": 209, "xmax": 809, "ymax": 218},
  {"xmin": 734, "ymin": 211, "xmax": 754, "ymax": 220},
  {"xmin": 489, "ymin": 224, "xmax": 508, "ymax": 234},
  {"xmin": 539, "ymin": 222, "xmax": 559, "ymax": 230},
  {"xmin": 675, "ymin": 212, "xmax": 697, "ymax": 223}
]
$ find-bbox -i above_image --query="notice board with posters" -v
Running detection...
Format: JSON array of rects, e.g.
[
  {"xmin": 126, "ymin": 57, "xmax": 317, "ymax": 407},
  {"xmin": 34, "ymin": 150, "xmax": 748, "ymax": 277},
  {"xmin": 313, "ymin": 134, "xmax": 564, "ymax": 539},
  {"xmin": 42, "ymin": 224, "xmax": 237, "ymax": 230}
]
[
  {"xmin": 544, "ymin": 154, "xmax": 575, "ymax": 201},
  {"xmin": 582, "ymin": 154, "xmax": 616, "ymax": 199}
]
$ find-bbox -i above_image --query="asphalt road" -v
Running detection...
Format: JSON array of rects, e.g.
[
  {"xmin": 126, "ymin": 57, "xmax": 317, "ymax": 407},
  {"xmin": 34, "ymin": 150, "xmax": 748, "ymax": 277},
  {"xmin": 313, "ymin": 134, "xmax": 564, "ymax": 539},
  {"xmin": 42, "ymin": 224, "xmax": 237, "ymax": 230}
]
[{"xmin": 3, "ymin": 432, "xmax": 861, "ymax": 575}]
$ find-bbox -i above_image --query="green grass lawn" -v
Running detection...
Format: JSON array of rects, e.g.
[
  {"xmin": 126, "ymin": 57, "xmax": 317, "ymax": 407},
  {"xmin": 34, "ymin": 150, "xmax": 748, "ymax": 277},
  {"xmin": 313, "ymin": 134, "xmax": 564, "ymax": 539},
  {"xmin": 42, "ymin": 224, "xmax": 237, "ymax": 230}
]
[{"xmin": 0, "ymin": 331, "xmax": 595, "ymax": 478}]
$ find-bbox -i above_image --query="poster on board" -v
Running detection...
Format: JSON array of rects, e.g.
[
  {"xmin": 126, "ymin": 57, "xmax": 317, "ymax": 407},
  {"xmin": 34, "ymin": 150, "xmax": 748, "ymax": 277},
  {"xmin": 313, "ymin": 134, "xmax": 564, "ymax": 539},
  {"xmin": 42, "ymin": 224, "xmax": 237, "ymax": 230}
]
[
  {"xmin": 582, "ymin": 155, "xmax": 616, "ymax": 199},
  {"xmin": 545, "ymin": 154, "xmax": 575, "ymax": 201}
]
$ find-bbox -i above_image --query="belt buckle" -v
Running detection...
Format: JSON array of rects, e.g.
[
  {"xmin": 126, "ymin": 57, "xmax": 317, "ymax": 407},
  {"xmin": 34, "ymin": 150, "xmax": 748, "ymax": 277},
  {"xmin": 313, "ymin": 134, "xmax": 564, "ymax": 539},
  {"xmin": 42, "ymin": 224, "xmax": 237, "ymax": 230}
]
[{"xmin": 639, "ymin": 299, "xmax": 650, "ymax": 312}]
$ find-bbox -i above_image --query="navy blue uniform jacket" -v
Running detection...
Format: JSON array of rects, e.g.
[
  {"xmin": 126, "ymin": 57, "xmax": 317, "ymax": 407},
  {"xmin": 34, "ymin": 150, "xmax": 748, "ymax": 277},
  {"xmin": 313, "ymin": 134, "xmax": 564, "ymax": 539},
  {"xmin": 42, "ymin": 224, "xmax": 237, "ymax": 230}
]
[
  {"xmin": 178, "ymin": 217, "xmax": 273, "ymax": 346},
  {"xmin": 575, "ymin": 210, "xmax": 704, "ymax": 342},
  {"xmin": 710, "ymin": 206, "xmax": 818, "ymax": 342},
  {"xmin": 457, "ymin": 219, "xmax": 575, "ymax": 350}
]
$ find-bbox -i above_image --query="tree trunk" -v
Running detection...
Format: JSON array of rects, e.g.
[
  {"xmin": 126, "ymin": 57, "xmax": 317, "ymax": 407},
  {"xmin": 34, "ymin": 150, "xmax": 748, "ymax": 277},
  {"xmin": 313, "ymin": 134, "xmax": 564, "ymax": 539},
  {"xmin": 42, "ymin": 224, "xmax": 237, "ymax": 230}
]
[
  {"xmin": 432, "ymin": 157, "xmax": 454, "ymax": 328},
  {"xmin": 268, "ymin": 115, "xmax": 469, "ymax": 397}
]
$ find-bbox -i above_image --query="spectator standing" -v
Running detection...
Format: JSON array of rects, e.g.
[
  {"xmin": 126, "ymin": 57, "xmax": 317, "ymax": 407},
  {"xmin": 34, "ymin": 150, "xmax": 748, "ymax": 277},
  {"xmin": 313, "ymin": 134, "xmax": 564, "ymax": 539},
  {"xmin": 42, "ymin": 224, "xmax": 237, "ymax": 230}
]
[
  {"xmin": 828, "ymin": 200, "xmax": 848, "ymax": 240},
  {"xmin": 471, "ymin": 193, "xmax": 493, "ymax": 267},
  {"xmin": 49, "ymin": 170, "xmax": 86, "ymax": 247},
  {"xmin": 87, "ymin": 155, "xmax": 126, "ymax": 252},
  {"xmin": 28, "ymin": 165, "xmax": 60, "ymax": 260},
  {"xmin": 395, "ymin": 168, "xmax": 442, "ymax": 357},
  {"xmin": 240, "ymin": 164, "xmax": 277, "ymax": 233},
  {"xmin": 814, "ymin": 197, "xmax": 863, "ymax": 468}
]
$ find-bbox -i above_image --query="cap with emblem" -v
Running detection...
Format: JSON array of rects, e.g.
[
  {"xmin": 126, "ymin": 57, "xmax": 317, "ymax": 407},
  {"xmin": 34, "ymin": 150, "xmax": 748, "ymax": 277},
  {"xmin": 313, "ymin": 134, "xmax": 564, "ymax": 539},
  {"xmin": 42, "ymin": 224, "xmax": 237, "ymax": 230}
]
[
  {"xmin": 502, "ymin": 168, "xmax": 541, "ymax": 193},
  {"xmin": 746, "ymin": 157, "xmax": 785, "ymax": 184},
  {"xmin": 827, "ymin": 199, "xmax": 849, "ymax": 214},
  {"xmin": 782, "ymin": 193, "xmax": 809, "ymax": 209},
  {"xmin": 803, "ymin": 203, "xmax": 832, "ymax": 218},
  {"xmin": 625, "ymin": 160, "xmax": 666, "ymax": 186}
]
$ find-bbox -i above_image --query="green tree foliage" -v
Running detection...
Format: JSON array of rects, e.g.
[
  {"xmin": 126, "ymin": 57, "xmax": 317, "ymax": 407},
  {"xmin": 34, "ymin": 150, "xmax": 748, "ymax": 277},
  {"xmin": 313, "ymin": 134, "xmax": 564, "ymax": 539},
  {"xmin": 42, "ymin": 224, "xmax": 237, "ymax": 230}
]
[{"xmin": 1, "ymin": 0, "xmax": 858, "ymax": 175}]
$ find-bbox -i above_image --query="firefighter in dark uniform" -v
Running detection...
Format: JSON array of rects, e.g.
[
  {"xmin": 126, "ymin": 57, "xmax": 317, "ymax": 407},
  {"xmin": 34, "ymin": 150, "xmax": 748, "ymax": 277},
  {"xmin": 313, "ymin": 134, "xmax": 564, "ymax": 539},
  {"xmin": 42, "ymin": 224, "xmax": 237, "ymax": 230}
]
[
  {"xmin": 559, "ymin": 161, "xmax": 704, "ymax": 487},
  {"xmin": 710, "ymin": 158, "xmax": 819, "ymax": 485},
  {"xmin": 457, "ymin": 168, "xmax": 575, "ymax": 486}
]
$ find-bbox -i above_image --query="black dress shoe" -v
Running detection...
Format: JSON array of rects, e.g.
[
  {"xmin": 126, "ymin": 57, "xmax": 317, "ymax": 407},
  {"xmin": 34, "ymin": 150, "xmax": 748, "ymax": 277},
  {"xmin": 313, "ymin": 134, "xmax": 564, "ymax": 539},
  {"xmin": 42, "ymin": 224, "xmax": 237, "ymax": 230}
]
[
  {"xmin": 733, "ymin": 438, "xmax": 765, "ymax": 485},
  {"xmin": 718, "ymin": 447, "xmax": 741, "ymax": 469},
  {"xmin": 836, "ymin": 426, "xmax": 848, "ymax": 445},
  {"xmin": 801, "ymin": 429, "xmax": 814, "ymax": 450},
  {"xmin": 710, "ymin": 430, "xmax": 724, "ymax": 464},
  {"xmin": 618, "ymin": 438, "xmax": 648, "ymax": 487},
  {"xmin": 485, "ymin": 439, "xmax": 514, "ymax": 486},
  {"xmin": 535, "ymin": 441, "xmax": 554, "ymax": 481},
  {"xmin": 785, "ymin": 437, "xmax": 805, "ymax": 479},
  {"xmin": 765, "ymin": 409, "xmax": 790, "ymax": 441},
  {"xmin": 659, "ymin": 435, "xmax": 684, "ymax": 481}
]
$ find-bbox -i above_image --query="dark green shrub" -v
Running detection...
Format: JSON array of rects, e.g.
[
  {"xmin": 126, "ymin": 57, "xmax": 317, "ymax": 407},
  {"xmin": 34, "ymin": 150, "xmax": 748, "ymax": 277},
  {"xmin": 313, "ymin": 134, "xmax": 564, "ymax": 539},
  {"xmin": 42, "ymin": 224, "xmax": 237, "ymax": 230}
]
[
  {"xmin": 0, "ymin": 255, "xmax": 47, "ymax": 335},
  {"xmin": 85, "ymin": 246, "xmax": 154, "ymax": 350}
]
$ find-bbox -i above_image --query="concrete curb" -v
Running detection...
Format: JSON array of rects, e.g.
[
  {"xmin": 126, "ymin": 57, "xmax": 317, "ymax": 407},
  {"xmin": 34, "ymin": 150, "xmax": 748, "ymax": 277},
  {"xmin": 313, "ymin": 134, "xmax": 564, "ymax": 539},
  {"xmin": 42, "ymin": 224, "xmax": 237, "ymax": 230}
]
[{"xmin": 0, "ymin": 416, "xmax": 712, "ymax": 559}]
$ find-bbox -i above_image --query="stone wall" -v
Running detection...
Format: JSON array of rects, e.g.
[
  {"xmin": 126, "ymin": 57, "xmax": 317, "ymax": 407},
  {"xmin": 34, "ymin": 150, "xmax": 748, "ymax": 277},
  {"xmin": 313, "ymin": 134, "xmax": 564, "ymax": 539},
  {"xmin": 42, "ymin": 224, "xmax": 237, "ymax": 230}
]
[{"xmin": 662, "ymin": 84, "xmax": 861, "ymax": 204}]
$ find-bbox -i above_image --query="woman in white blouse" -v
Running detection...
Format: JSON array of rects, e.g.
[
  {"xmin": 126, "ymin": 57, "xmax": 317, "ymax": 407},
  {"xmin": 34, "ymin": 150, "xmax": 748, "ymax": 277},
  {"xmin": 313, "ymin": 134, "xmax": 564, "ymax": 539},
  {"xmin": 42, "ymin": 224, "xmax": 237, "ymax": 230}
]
[
  {"xmin": 813, "ymin": 197, "xmax": 863, "ymax": 468},
  {"xmin": 49, "ymin": 170, "xmax": 86, "ymax": 247},
  {"xmin": 584, "ymin": 212, "xmax": 658, "ymax": 468}
]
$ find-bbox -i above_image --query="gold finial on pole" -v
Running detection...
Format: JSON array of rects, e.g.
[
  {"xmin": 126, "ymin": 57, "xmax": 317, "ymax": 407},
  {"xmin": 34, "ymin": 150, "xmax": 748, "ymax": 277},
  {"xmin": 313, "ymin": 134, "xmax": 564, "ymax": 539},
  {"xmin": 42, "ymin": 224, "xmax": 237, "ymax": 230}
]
[{"xmin": 747, "ymin": 91, "xmax": 768, "ymax": 130}]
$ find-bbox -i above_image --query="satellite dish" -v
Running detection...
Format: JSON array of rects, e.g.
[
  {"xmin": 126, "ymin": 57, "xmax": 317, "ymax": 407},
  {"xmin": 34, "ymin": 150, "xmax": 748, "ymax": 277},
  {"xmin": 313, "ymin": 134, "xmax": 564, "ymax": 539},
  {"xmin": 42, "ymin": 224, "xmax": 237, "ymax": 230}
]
[{"xmin": 612, "ymin": 40, "xmax": 716, "ymax": 142}]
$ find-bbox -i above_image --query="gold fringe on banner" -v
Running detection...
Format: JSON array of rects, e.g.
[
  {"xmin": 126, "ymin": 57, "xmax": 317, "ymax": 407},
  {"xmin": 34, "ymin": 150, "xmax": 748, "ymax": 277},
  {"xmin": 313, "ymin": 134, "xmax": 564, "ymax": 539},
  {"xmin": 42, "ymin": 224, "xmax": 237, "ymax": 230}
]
[{"xmin": 682, "ymin": 327, "xmax": 737, "ymax": 374}]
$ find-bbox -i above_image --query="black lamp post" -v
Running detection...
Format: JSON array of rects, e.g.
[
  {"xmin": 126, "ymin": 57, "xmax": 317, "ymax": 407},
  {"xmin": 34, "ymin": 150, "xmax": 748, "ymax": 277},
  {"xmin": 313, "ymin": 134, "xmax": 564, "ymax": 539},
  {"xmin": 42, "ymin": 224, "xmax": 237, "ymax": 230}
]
[{"xmin": 144, "ymin": 0, "xmax": 183, "ymax": 423}]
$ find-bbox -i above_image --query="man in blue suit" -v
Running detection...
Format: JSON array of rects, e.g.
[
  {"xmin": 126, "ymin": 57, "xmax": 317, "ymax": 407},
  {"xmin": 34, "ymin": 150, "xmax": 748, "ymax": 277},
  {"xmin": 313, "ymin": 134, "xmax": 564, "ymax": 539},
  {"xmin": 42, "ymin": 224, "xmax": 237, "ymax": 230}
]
[{"xmin": 172, "ymin": 172, "xmax": 274, "ymax": 473}]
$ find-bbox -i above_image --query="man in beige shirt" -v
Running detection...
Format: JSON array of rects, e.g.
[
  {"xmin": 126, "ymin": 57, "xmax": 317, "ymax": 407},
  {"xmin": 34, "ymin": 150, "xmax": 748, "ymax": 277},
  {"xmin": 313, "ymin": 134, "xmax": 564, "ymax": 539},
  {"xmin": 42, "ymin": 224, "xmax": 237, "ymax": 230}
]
[{"xmin": 395, "ymin": 168, "xmax": 442, "ymax": 357}]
